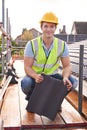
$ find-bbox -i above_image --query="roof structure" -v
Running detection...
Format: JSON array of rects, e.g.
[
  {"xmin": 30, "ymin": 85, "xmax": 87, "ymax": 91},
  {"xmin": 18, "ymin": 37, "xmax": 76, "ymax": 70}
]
[{"xmin": 71, "ymin": 22, "xmax": 87, "ymax": 34}]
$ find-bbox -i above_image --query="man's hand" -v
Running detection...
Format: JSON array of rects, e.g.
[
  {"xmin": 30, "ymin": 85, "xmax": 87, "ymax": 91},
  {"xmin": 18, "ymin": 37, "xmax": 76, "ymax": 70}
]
[
  {"xmin": 63, "ymin": 77, "xmax": 72, "ymax": 91},
  {"xmin": 35, "ymin": 74, "xmax": 44, "ymax": 83}
]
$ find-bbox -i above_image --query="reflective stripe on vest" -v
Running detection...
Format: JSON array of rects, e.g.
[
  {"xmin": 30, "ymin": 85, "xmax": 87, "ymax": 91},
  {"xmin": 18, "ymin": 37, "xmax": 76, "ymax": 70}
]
[{"xmin": 31, "ymin": 36, "xmax": 64, "ymax": 74}]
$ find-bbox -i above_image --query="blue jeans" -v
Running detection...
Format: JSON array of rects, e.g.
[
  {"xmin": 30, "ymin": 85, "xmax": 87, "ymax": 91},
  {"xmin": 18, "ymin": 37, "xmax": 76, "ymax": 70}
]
[{"xmin": 21, "ymin": 73, "xmax": 78, "ymax": 95}]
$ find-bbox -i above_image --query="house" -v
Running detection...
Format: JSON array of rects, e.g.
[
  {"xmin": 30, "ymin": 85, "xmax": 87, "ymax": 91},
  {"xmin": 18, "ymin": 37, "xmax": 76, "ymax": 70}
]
[
  {"xmin": 15, "ymin": 28, "xmax": 41, "ymax": 46},
  {"xmin": 55, "ymin": 22, "xmax": 87, "ymax": 43},
  {"xmin": 71, "ymin": 22, "xmax": 87, "ymax": 35},
  {"xmin": 29, "ymin": 28, "xmax": 41, "ymax": 38}
]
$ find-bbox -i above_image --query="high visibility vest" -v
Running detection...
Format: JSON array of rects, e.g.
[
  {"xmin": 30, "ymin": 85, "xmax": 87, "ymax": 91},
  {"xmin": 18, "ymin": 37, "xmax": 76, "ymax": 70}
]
[{"xmin": 31, "ymin": 36, "xmax": 65, "ymax": 75}]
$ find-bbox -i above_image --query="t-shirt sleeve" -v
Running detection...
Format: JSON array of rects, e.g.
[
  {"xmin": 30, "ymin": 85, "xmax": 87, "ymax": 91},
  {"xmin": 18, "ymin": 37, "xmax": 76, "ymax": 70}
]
[
  {"xmin": 24, "ymin": 41, "xmax": 34, "ymax": 57},
  {"xmin": 61, "ymin": 42, "xmax": 69, "ymax": 57}
]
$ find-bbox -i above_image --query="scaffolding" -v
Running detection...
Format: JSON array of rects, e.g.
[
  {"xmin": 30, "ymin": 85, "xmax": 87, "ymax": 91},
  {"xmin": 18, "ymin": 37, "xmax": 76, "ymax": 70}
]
[{"xmin": 0, "ymin": 18, "xmax": 11, "ymax": 77}]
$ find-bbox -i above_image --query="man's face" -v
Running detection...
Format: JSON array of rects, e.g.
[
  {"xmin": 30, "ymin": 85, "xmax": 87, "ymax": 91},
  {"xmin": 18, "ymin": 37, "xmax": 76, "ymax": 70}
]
[{"xmin": 41, "ymin": 22, "xmax": 57, "ymax": 38}]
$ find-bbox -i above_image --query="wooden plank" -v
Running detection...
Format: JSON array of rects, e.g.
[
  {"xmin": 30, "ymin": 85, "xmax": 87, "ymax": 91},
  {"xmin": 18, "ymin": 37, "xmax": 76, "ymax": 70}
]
[
  {"xmin": 66, "ymin": 127, "xmax": 87, "ymax": 130},
  {"xmin": 0, "ymin": 84, "xmax": 21, "ymax": 128},
  {"xmin": 41, "ymin": 114, "xmax": 66, "ymax": 130},
  {"xmin": 0, "ymin": 76, "xmax": 12, "ymax": 101},
  {"xmin": 66, "ymin": 90, "xmax": 87, "ymax": 117},
  {"xmin": 0, "ymin": 76, "xmax": 12, "ymax": 110},
  {"xmin": 60, "ymin": 99, "xmax": 87, "ymax": 124},
  {"xmin": 18, "ymin": 80, "xmax": 43, "ymax": 129}
]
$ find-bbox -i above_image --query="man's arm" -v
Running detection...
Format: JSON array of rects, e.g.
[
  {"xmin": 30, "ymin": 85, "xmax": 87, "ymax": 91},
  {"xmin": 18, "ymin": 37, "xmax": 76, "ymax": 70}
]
[
  {"xmin": 61, "ymin": 56, "xmax": 72, "ymax": 78},
  {"xmin": 24, "ymin": 56, "xmax": 43, "ymax": 83},
  {"xmin": 61, "ymin": 56, "xmax": 72, "ymax": 90}
]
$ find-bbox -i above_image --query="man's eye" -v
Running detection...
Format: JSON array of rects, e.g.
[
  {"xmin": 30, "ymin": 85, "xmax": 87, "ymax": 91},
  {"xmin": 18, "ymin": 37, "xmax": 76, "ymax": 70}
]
[{"xmin": 44, "ymin": 25, "xmax": 48, "ymax": 28}]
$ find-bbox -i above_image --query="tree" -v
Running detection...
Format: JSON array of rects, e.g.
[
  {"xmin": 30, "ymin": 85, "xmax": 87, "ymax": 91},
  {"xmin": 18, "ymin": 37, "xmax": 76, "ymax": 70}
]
[{"xmin": 21, "ymin": 28, "xmax": 33, "ymax": 41}]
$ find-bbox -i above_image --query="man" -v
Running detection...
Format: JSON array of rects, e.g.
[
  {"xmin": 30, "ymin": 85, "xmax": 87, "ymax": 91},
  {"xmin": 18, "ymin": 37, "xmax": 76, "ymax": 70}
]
[{"xmin": 21, "ymin": 12, "xmax": 77, "ymax": 110}]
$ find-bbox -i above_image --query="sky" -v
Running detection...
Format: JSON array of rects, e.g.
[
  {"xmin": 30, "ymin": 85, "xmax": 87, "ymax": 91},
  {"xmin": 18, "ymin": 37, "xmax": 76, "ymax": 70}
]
[{"xmin": 0, "ymin": 0, "xmax": 87, "ymax": 39}]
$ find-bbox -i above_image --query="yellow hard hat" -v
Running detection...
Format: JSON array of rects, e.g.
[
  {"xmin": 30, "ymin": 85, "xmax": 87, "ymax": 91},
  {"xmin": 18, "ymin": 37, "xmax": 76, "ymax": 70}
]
[{"xmin": 40, "ymin": 12, "xmax": 58, "ymax": 25}]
